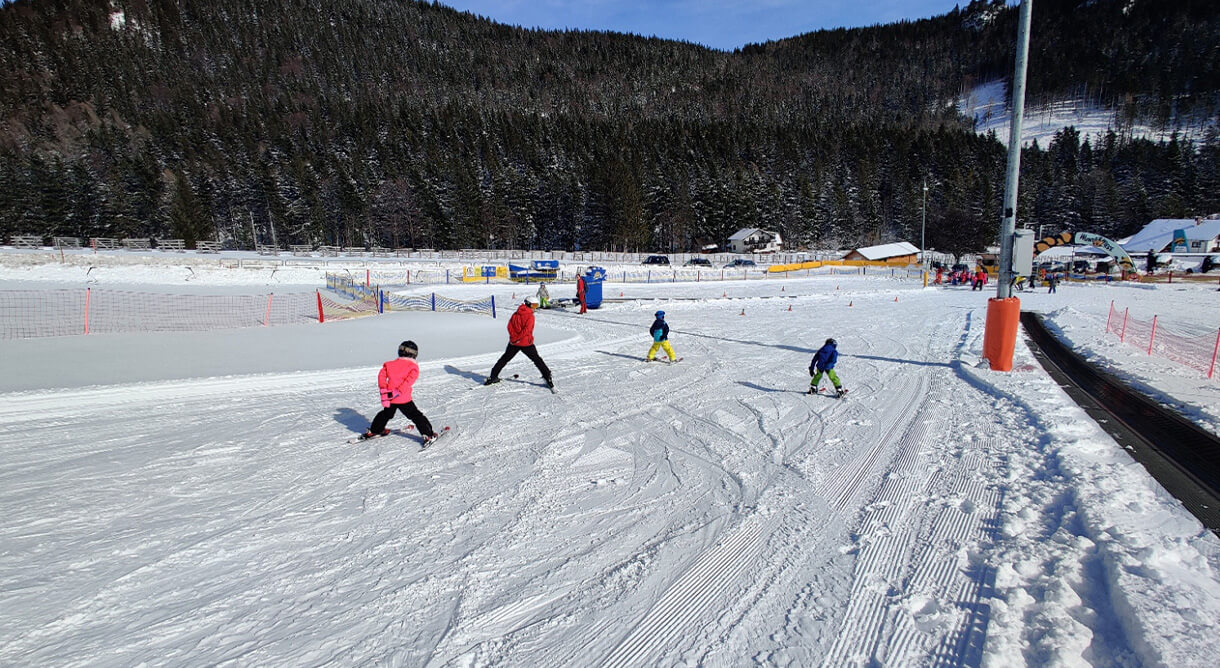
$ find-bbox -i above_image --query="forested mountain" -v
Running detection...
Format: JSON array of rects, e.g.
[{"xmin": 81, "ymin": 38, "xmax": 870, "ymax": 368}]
[{"xmin": 0, "ymin": 0, "xmax": 1217, "ymax": 254}]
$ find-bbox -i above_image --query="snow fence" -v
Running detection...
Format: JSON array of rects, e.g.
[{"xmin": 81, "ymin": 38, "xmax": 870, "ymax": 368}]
[
  {"xmin": 0, "ymin": 285, "xmax": 496, "ymax": 340},
  {"xmin": 1105, "ymin": 300, "xmax": 1220, "ymax": 379}
]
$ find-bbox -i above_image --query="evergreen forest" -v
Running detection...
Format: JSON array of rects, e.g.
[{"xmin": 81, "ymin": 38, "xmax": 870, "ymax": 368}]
[{"xmin": 1, "ymin": 0, "xmax": 1218, "ymax": 255}]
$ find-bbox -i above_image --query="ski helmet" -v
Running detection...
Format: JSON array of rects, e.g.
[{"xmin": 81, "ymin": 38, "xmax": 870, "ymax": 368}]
[
  {"xmin": 525, "ymin": 296, "xmax": 540, "ymax": 306},
  {"xmin": 655, "ymin": 310, "xmax": 665, "ymax": 318},
  {"xmin": 825, "ymin": 338, "xmax": 837, "ymax": 346},
  {"xmin": 399, "ymin": 340, "xmax": 418, "ymax": 358}
]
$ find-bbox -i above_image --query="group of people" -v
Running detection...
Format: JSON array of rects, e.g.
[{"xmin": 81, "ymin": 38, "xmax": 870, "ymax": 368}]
[
  {"xmin": 358, "ymin": 296, "xmax": 847, "ymax": 440},
  {"xmin": 932, "ymin": 266, "xmax": 990, "ymax": 290}
]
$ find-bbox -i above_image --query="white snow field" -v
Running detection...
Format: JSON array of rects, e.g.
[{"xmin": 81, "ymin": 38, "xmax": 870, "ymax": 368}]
[
  {"xmin": 2, "ymin": 257, "xmax": 1220, "ymax": 667},
  {"xmin": 958, "ymin": 80, "xmax": 1215, "ymax": 147}
]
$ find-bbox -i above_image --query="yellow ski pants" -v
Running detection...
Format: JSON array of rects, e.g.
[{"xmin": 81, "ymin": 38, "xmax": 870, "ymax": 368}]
[{"xmin": 647, "ymin": 340, "xmax": 676, "ymax": 361}]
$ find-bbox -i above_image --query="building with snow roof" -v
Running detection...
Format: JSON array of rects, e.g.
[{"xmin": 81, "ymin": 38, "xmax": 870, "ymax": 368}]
[
  {"xmin": 1122, "ymin": 218, "xmax": 1220, "ymax": 254},
  {"xmin": 843, "ymin": 241, "xmax": 920, "ymax": 263},
  {"xmin": 727, "ymin": 228, "xmax": 782, "ymax": 254}
]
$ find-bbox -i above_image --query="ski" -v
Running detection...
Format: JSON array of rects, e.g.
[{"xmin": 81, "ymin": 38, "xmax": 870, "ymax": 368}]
[
  {"xmin": 644, "ymin": 357, "xmax": 683, "ymax": 364},
  {"xmin": 808, "ymin": 387, "xmax": 849, "ymax": 399},
  {"xmin": 420, "ymin": 425, "xmax": 452, "ymax": 449},
  {"xmin": 347, "ymin": 429, "xmax": 399, "ymax": 444}
]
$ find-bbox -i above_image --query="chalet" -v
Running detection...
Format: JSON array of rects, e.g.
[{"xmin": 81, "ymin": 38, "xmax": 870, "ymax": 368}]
[
  {"xmin": 1122, "ymin": 218, "xmax": 1220, "ymax": 254},
  {"xmin": 728, "ymin": 228, "xmax": 782, "ymax": 254},
  {"xmin": 843, "ymin": 241, "xmax": 920, "ymax": 264}
]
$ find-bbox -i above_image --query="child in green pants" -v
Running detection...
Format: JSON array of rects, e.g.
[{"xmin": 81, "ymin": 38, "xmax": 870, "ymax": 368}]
[{"xmin": 809, "ymin": 338, "xmax": 846, "ymax": 397}]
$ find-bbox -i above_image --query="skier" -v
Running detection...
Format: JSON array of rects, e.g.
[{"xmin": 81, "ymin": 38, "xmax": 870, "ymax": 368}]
[
  {"xmin": 646, "ymin": 310, "xmax": 678, "ymax": 362},
  {"xmin": 360, "ymin": 340, "xmax": 440, "ymax": 444},
  {"xmin": 1047, "ymin": 272, "xmax": 1059, "ymax": 293},
  {"xmin": 484, "ymin": 296, "xmax": 554, "ymax": 388},
  {"xmin": 536, "ymin": 283, "xmax": 551, "ymax": 309},
  {"xmin": 972, "ymin": 268, "xmax": 986, "ymax": 291},
  {"xmin": 576, "ymin": 274, "xmax": 587, "ymax": 314},
  {"xmin": 808, "ymin": 338, "xmax": 847, "ymax": 397}
]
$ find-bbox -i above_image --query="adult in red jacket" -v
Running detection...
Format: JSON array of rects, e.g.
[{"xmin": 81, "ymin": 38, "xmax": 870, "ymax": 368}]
[
  {"xmin": 576, "ymin": 275, "xmax": 587, "ymax": 314},
  {"xmin": 361, "ymin": 340, "xmax": 438, "ymax": 442},
  {"xmin": 484, "ymin": 297, "xmax": 554, "ymax": 387}
]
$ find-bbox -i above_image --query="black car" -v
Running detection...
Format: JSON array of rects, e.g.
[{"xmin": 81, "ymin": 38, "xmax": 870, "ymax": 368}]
[
  {"xmin": 723, "ymin": 258, "xmax": 757, "ymax": 269},
  {"xmin": 684, "ymin": 257, "xmax": 712, "ymax": 267},
  {"xmin": 642, "ymin": 255, "xmax": 670, "ymax": 266}
]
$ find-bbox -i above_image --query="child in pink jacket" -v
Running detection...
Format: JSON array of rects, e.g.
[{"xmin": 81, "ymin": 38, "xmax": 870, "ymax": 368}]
[{"xmin": 360, "ymin": 340, "xmax": 438, "ymax": 443}]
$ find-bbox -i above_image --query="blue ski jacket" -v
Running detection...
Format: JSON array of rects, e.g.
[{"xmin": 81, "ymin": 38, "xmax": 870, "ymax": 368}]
[
  {"xmin": 810, "ymin": 342, "xmax": 838, "ymax": 372},
  {"xmin": 650, "ymin": 318, "xmax": 669, "ymax": 342}
]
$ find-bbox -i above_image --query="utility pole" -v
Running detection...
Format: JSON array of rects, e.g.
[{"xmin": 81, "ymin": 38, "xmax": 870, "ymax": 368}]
[
  {"xmin": 921, "ymin": 179, "xmax": 928, "ymax": 266},
  {"xmin": 983, "ymin": 0, "xmax": 1033, "ymax": 372},
  {"xmin": 996, "ymin": 0, "xmax": 1033, "ymax": 300}
]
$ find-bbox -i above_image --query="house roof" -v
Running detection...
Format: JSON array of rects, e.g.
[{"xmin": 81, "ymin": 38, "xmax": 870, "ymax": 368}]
[
  {"xmin": 1122, "ymin": 219, "xmax": 1220, "ymax": 252},
  {"xmin": 852, "ymin": 241, "xmax": 920, "ymax": 260},
  {"xmin": 729, "ymin": 228, "xmax": 777, "ymax": 241}
]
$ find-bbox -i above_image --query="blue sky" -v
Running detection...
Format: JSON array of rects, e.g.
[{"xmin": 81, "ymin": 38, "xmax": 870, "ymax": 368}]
[{"xmin": 439, "ymin": 0, "xmax": 996, "ymax": 51}]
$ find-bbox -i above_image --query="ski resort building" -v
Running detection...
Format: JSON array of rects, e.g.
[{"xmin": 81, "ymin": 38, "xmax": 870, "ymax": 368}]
[{"xmin": 1121, "ymin": 217, "xmax": 1220, "ymax": 254}]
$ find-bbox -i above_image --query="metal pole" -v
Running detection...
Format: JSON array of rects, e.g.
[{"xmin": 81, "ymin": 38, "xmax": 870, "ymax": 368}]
[
  {"xmin": 921, "ymin": 179, "xmax": 928, "ymax": 266},
  {"xmin": 997, "ymin": 0, "xmax": 1033, "ymax": 300}
]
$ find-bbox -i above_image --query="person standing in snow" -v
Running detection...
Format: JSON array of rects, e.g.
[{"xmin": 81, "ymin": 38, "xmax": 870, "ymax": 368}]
[
  {"xmin": 1047, "ymin": 273, "xmax": 1059, "ymax": 293},
  {"xmin": 808, "ymin": 338, "xmax": 846, "ymax": 397},
  {"xmin": 646, "ymin": 310, "xmax": 678, "ymax": 362},
  {"xmin": 576, "ymin": 275, "xmax": 587, "ymax": 314},
  {"xmin": 361, "ymin": 340, "xmax": 439, "ymax": 444},
  {"xmin": 485, "ymin": 297, "xmax": 554, "ymax": 388},
  {"xmin": 536, "ymin": 283, "xmax": 551, "ymax": 309}
]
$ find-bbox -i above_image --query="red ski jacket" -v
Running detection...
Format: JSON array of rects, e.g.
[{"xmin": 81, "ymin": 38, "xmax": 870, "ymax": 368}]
[
  {"xmin": 507, "ymin": 303, "xmax": 536, "ymax": 346},
  {"xmin": 378, "ymin": 357, "xmax": 420, "ymax": 404}
]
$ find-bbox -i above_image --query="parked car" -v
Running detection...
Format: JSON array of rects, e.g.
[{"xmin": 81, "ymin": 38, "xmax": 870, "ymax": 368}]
[
  {"xmin": 684, "ymin": 257, "xmax": 712, "ymax": 267},
  {"xmin": 641, "ymin": 255, "xmax": 670, "ymax": 266},
  {"xmin": 723, "ymin": 258, "xmax": 757, "ymax": 269}
]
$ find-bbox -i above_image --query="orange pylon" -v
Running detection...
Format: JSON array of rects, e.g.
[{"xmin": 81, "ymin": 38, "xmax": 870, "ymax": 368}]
[
  {"xmin": 787, "ymin": 304, "xmax": 792, "ymax": 311},
  {"xmin": 781, "ymin": 286, "xmax": 785, "ymax": 292},
  {"xmin": 836, "ymin": 285, "xmax": 840, "ymax": 290},
  {"xmin": 848, "ymin": 301, "xmax": 853, "ymax": 307},
  {"xmin": 740, "ymin": 309, "xmax": 746, "ymax": 316},
  {"xmin": 722, "ymin": 291, "xmax": 727, "ymax": 298},
  {"xmin": 894, "ymin": 296, "xmax": 899, "ymax": 302}
]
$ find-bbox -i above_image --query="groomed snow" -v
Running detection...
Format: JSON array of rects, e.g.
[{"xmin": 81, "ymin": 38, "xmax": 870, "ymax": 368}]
[{"xmin": 2, "ymin": 254, "xmax": 1219, "ymax": 666}]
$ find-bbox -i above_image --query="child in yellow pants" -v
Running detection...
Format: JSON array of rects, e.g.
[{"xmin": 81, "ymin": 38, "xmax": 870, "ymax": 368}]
[{"xmin": 647, "ymin": 310, "xmax": 678, "ymax": 362}]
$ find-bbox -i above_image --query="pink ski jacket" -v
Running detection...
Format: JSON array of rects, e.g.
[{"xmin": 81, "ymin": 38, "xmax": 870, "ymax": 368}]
[{"xmin": 378, "ymin": 357, "xmax": 420, "ymax": 405}]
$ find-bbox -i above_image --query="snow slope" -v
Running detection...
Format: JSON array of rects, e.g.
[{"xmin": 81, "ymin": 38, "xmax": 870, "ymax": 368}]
[
  {"xmin": 959, "ymin": 80, "xmax": 1214, "ymax": 147},
  {"xmin": 2, "ymin": 263, "xmax": 1219, "ymax": 666}
]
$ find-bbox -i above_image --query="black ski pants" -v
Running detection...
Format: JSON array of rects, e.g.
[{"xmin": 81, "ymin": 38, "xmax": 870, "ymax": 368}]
[
  {"xmin": 489, "ymin": 344, "xmax": 551, "ymax": 381},
  {"xmin": 369, "ymin": 400, "xmax": 434, "ymax": 437}
]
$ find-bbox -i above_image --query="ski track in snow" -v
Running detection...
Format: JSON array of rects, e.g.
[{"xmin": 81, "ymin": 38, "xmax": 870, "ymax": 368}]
[{"xmin": 2, "ymin": 275, "xmax": 1219, "ymax": 666}]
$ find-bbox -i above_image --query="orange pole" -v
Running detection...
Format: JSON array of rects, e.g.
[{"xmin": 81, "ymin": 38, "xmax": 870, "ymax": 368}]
[
  {"xmin": 265, "ymin": 293, "xmax": 273, "ymax": 326},
  {"xmin": 316, "ymin": 290, "xmax": 325, "ymax": 323},
  {"xmin": 84, "ymin": 287, "xmax": 91, "ymax": 335},
  {"xmin": 1209, "ymin": 328, "xmax": 1220, "ymax": 379},
  {"xmin": 1148, "ymin": 316, "xmax": 1157, "ymax": 356}
]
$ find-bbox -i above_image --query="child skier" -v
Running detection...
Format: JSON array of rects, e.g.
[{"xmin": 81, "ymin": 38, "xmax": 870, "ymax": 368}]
[
  {"xmin": 809, "ymin": 338, "xmax": 847, "ymax": 397},
  {"xmin": 646, "ymin": 310, "xmax": 678, "ymax": 362},
  {"xmin": 360, "ymin": 340, "xmax": 440, "ymax": 444}
]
